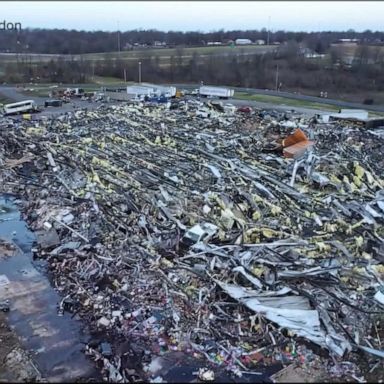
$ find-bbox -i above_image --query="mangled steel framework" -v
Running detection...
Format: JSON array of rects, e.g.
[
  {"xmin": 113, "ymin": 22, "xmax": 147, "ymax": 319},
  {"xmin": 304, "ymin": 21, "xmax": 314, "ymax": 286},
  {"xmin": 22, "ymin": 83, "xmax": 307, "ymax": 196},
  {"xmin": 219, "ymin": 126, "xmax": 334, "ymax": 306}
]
[{"xmin": 0, "ymin": 102, "xmax": 383, "ymax": 381}]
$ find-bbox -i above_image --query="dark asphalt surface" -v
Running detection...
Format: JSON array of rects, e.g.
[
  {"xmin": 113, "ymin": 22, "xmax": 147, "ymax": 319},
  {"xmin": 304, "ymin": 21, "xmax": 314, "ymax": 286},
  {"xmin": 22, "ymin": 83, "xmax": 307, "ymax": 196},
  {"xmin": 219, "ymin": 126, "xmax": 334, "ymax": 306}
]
[
  {"xmin": 0, "ymin": 85, "xmax": 322, "ymax": 117},
  {"xmin": 1, "ymin": 84, "xmax": 382, "ymax": 118},
  {"xmin": 0, "ymin": 86, "xmax": 46, "ymax": 103},
  {"xmin": 0, "ymin": 86, "xmax": 104, "ymax": 118}
]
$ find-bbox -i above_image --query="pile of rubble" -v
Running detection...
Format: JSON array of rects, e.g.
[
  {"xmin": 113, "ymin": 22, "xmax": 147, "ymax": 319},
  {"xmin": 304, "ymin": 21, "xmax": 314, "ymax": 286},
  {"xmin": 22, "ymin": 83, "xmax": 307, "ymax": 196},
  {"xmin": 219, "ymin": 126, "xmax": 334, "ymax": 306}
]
[{"xmin": 0, "ymin": 102, "xmax": 383, "ymax": 382}]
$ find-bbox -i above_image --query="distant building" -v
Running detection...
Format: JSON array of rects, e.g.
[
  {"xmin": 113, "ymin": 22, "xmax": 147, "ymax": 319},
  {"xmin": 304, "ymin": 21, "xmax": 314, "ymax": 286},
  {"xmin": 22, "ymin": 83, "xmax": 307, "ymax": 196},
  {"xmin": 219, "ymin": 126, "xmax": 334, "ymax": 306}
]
[
  {"xmin": 207, "ymin": 41, "xmax": 222, "ymax": 46},
  {"xmin": 235, "ymin": 38, "xmax": 252, "ymax": 45},
  {"xmin": 336, "ymin": 38, "xmax": 360, "ymax": 45},
  {"xmin": 255, "ymin": 39, "xmax": 265, "ymax": 45},
  {"xmin": 154, "ymin": 41, "xmax": 166, "ymax": 47},
  {"xmin": 305, "ymin": 52, "xmax": 326, "ymax": 59}
]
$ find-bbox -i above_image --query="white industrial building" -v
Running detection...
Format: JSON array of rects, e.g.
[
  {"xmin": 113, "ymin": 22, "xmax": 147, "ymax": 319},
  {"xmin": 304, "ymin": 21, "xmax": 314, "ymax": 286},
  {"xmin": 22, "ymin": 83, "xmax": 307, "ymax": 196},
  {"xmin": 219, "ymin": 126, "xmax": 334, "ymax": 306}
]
[
  {"xmin": 235, "ymin": 38, "xmax": 252, "ymax": 45},
  {"xmin": 153, "ymin": 41, "xmax": 166, "ymax": 47}
]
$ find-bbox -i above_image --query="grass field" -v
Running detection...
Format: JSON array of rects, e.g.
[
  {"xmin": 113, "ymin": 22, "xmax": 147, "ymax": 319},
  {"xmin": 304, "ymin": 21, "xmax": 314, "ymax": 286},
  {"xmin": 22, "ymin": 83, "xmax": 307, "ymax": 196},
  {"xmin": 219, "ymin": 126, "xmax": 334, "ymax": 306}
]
[
  {"xmin": 0, "ymin": 46, "xmax": 275, "ymax": 79},
  {"xmin": 234, "ymin": 92, "xmax": 342, "ymax": 112},
  {"xmin": 235, "ymin": 91, "xmax": 384, "ymax": 116},
  {"xmin": 0, "ymin": 45, "xmax": 276, "ymax": 64},
  {"xmin": 1, "ymin": 44, "xmax": 382, "ymax": 64},
  {"xmin": 92, "ymin": 76, "xmax": 130, "ymax": 85},
  {"xmin": 81, "ymin": 45, "xmax": 275, "ymax": 60}
]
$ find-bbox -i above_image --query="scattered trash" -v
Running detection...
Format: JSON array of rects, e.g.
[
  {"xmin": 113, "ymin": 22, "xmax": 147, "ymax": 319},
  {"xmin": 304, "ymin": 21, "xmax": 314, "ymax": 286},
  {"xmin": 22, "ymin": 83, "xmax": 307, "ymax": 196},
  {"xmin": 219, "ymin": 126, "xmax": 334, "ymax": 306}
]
[
  {"xmin": 0, "ymin": 274, "xmax": 10, "ymax": 287},
  {"xmin": 197, "ymin": 368, "xmax": 215, "ymax": 382},
  {"xmin": 0, "ymin": 299, "xmax": 10, "ymax": 312},
  {"xmin": 182, "ymin": 222, "xmax": 219, "ymax": 246},
  {"xmin": 100, "ymin": 342, "xmax": 112, "ymax": 357},
  {"xmin": 374, "ymin": 288, "xmax": 384, "ymax": 305},
  {"xmin": 150, "ymin": 376, "xmax": 164, "ymax": 383},
  {"xmin": 35, "ymin": 229, "xmax": 60, "ymax": 249},
  {"xmin": 1, "ymin": 102, "xmax": 383, "ymax": 382}
]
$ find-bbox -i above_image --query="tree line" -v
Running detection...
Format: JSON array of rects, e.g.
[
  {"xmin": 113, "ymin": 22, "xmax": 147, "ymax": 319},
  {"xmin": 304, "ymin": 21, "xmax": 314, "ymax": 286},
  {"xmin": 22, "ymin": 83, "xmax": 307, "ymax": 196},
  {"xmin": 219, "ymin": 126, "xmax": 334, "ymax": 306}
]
[{"xmin": 1, "ymin": 28, "xmax": 384, "ymax": 54}]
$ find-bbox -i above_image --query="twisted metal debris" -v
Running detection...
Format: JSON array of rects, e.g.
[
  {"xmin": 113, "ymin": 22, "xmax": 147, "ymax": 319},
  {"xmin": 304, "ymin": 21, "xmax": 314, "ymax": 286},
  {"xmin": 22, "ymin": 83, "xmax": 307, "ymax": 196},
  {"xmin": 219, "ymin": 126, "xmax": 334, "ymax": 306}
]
[{"xmin": 0, "ymin": 102, "xmax": 383, "ymax": 382}]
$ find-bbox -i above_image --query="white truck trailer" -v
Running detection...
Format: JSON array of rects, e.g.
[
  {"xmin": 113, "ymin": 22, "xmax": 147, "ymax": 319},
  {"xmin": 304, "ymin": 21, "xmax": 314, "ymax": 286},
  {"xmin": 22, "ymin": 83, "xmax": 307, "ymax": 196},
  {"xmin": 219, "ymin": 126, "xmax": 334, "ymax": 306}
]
[
  {"xmin": 199, "ymin": 86, "xmax": 234, "ymax": 99},
  {"xmin": 138, "ymin": 83, "xmax": 177, "ymax": 98},
  {"xmin": 126, "ymin": 85, "xmax": 155, "ymax": 98}
]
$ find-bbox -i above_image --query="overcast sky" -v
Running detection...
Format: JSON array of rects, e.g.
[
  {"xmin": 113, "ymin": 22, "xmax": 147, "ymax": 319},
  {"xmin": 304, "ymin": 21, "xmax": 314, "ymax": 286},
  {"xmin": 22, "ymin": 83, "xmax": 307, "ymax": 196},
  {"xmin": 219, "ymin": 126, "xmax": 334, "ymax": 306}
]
[{"xmin": 2, "ymin": 1, "xmax": 383, "ymax": 32}]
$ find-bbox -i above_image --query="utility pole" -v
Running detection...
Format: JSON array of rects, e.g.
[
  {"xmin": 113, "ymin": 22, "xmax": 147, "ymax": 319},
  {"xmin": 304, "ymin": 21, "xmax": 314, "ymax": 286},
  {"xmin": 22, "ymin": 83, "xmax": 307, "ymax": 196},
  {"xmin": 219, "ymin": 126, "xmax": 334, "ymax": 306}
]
[
  {"xmin": 124, "ymin": 68, "xmax": 127, "ymax": 82},
  {"xmin": 138, "ymin": 61, "xmax": 142, "ymax": 83},
  {"xmin": 117, "ymin": 21, "xmax": 121, "ymax": 56},
  {"xmin": 275, "ymin": 64, "xmax": 279, "ymax": 91},
  {"xmin": 267, "ymin": 16, "xmax": 271, "ymax": 45}
]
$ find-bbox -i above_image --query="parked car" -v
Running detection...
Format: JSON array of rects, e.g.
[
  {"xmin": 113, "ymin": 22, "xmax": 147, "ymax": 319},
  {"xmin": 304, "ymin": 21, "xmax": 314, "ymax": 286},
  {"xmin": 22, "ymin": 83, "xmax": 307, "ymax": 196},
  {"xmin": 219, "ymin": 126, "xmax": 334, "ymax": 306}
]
[{"xmin": 237, "ymin": 106, "xmax": 252, "ymax": 114}]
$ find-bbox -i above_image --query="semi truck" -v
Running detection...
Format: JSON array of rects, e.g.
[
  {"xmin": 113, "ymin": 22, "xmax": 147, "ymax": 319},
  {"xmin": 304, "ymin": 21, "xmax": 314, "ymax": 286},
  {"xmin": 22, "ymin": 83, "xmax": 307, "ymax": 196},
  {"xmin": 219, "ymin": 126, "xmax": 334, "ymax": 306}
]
[
  {"xmin": 130, "ymin": 83, "xmax": 177, "ymax": 98},
  {"xmin": 199, "ymin": 86, "xmax": 234, "ymax": 99}
]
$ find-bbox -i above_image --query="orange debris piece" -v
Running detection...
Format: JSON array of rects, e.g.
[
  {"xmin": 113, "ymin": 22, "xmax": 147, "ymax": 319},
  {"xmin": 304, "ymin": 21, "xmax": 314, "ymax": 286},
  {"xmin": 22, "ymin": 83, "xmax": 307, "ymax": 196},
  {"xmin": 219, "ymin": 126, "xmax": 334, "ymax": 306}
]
[
  {"xmin": 282, "ymin": 128, "xmax": 308, "ymax": 148},
  {"xmin": 283, "ymin": 140, "xmax": 314, "ymax": 159}
]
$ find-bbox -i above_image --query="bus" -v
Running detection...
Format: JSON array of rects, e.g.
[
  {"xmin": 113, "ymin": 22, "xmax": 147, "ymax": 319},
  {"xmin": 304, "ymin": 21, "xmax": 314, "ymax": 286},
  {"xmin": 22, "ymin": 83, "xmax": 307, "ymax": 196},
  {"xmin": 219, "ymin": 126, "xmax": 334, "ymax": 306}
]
[{"xmin": 3, "ymin": 100, "xmax": 39, "ymax": 116}]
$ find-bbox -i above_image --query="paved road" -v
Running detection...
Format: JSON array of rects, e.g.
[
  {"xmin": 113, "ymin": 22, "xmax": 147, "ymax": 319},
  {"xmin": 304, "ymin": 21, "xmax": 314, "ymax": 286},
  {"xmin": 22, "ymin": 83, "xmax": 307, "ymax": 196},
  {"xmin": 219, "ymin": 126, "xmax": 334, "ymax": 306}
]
[
  {"xmin": 0, "ymin": 86, "xmax": 104, "ymax": 118},
  {"xmin": 5, "ymin": 82, "xmax": 382, "ymax": 114},
  {"xmin": 0, "ymin": 84, "xmax": 380, "ymax": 118},
  {"xmin": 0, "ymin": 85, "xmax": 332, "ymax": 118},
  {"xmin": 0, "ymin": 86, "xmax": 47, "ymax": 104}
]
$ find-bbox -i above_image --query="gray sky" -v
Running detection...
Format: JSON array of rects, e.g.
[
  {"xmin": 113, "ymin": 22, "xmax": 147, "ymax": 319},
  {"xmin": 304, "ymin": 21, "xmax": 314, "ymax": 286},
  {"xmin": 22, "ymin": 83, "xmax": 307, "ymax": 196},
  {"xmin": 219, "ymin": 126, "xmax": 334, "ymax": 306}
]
[{"xmin": 2, "ymin": 1, "xmax": 383, "ymax": 32}]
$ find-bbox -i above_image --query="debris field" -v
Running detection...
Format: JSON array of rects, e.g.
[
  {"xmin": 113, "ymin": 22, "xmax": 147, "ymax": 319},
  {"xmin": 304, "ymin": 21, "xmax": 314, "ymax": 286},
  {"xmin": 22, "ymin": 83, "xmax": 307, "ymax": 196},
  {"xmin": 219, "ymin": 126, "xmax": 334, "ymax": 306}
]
[{"xmin": 0, "ymin": 101, "xmax": 384, "ymax": 382}]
